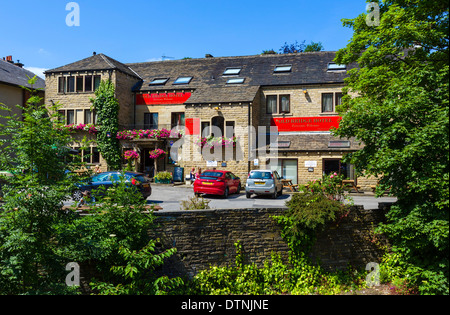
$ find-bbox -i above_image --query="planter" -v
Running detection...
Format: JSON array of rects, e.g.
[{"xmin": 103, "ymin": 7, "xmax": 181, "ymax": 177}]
[{"xmin": 155, "ymin": 178, "xmax": 172, "ymax": 184}]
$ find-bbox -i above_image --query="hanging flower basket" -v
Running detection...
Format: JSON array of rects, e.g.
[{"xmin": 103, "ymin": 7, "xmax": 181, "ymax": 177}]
[
  {"xmin": 149, "ymin": 148, "xmax": 167, "ymax": 159},
  {"xmin": 116, "ymin": 128, "xmax": 181, "ymax": 140},
  {"xmin": 124, "ymin": 150, "xmax": 139, "ymax": 160}
]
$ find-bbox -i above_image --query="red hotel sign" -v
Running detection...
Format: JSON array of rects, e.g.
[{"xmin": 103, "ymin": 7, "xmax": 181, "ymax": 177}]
[
  {"xmin": 136, "ymin": 92, "xmax": 191, "ymax": 105},
  {"xmin": 271, "ymin": 116, "xmax": 342, "ymax": 132}
]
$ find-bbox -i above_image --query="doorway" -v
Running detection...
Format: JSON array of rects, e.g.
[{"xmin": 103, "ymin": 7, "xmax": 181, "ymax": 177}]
[{"xmin": 270, "ymin": 159, "xmax": 298, "ymax": 185}]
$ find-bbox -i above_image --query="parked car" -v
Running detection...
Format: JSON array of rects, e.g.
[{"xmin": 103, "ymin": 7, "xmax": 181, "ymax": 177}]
[
  {"xmin": 194, "ymin": 170, "xmax": 241, "ymax": 198},
  {"xmin": 245, "ymin": 169, "xmax": 283, "ymax": 199},
  {"xmin": 72, "ymin": 171, "xmax": 152, "ymax": 201}
]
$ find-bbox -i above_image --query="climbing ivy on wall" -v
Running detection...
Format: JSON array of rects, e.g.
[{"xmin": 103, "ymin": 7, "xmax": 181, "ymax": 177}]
[{"xmin": 91, "ymin": 80, "xmax": 121, "ymax": 170}]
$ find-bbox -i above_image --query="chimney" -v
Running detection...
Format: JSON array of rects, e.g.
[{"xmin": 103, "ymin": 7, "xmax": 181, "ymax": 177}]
[{"xmin": 6, "ymin": 55, "xmax": 13, "ymax": 63}]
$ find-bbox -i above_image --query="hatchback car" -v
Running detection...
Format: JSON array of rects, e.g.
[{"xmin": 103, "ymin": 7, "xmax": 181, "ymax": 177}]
[
  {"xmin": 72, "ymin": 171, "xmax": 152, "ymax": 201},
  {"xmin": 245, "ymin": 170, "xmax": 283, "ymax": 199},
  {"xmin": 193, "ymin": 170, "xmax": 241, "ymax": 198}
]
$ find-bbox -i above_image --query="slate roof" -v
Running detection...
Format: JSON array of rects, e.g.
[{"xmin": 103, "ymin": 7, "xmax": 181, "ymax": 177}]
[
  {"xmin": 127, "ymin": 51, "xmax": 351, "ymax": 104},
  {"xmin": 0, "ymin": 59, "xmax": 45, "ymax": 89},
  {"xmin": 45, "ymin": 53, "xmax": 141, "ymax": 79}
]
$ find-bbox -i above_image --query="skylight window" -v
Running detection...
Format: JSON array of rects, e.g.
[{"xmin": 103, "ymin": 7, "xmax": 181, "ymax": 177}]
[
  {"xmin": 149, "ymin": 78, "xmax": 169, "ymax": 85},
  {"xmin": 223, "ymin": 68, "xmax": 241, "ymax": 75},
  {"xmin": 274, "ymin": 65, "xmax": 292, "ymax": 73},
  {"xmin": 226, "ymin": 78, "xmax": 245, "ymax": 84},
  {"xmin": 173, "ymin": 76, "xmax": 193, "ymax": 85},
  {"xmin": 327, "ymin": 63, "xmax": 347, "ymax": 70}
]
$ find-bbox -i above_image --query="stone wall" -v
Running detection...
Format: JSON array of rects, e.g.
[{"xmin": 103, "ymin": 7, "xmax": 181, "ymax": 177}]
[{"xmin": 151, "ymin": 205, "xmax": 389, "ymax": 278}]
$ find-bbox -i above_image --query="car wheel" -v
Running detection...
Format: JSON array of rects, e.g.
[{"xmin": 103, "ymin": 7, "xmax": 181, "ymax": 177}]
[
  {"xmin": 246, "ymin": 192, "xmax": 251, "ymax": 199},
  {"xmin": 223, "ymin": 187, "xmax": 229, "ymax": 199},
  {"xmin": 72, "ymin": 189, "xmax": 83, "ymax": 201},
  {"xmin": 272, "ymin": 190, "xmax": 277, "ymax": 199},
  {"xmin": 236, "ymin": 184, "xmax": 241, "ymax": 194}
]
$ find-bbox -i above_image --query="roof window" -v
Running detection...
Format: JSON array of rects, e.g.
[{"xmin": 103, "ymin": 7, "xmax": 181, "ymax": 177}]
[
  {"xmin": 327, "ymin": 63, "xmax": 347, "ymax": 71},
  {"xmin": 274, "ymin": 65, "xmax": 292, "ymax": 73},
  {"xmin": 149, "ymin": 78, "xmax": 169, "ymax": 85},
  {"xmin": 173, "ymin": 76, "xmax": 193, "ymax": 85},
  {"xmin": 223, "ymin": 68, "xmax": 241, "ymax": 75},
  {"xmin": 226, "ymin": 78, "xmax": 245, "ymax": 84}
]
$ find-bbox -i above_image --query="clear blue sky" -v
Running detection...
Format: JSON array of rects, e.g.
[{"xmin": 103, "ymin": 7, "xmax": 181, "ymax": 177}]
[{"xmin": 0, "ymin": 0, "xmax": 367, "ymax": 77}]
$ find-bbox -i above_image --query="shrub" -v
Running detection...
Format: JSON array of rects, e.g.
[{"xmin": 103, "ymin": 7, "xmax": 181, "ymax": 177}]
[{"xmin": 180, "ymin": 196, "xmax": 211, "ymax": 210}]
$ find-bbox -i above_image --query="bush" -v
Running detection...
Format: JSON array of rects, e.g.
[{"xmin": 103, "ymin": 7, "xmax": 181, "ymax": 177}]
[{"xmin": 180, "ymin": 196, "xmax": 211, "ymax": 210}]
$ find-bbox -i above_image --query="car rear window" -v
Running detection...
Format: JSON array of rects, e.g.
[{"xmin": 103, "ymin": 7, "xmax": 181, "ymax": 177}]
[
  {"xmin": 248, "ymin": 171, "xmax": 272, "ymax": 179},
  {"xmin": 200, "ymin": 172, "xmax": 222, "ymax": 178}
]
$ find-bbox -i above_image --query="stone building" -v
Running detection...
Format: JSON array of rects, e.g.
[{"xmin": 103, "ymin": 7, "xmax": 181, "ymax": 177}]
[{"xmin": 44, "ymin": 52, "xmax": 376, "ymax": 190}]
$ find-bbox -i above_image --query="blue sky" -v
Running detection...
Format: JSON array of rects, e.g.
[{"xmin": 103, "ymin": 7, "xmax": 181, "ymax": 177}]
[{"xmin": 0, "ymin": 0, "xmax": 367, "ymax": 78}]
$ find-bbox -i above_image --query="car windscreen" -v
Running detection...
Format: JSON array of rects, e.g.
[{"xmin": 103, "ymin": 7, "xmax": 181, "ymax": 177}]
[
  {"xmin": 199, "ymin": 171, "xmax": 223, "ymax": 180},
  {"xmin": 248, "ymin": 172, "xmax": 272, "ymax": 179}
]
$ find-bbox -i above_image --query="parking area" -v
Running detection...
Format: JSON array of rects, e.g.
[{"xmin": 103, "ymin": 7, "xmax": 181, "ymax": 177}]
[{"xmin": 62, "ymin": 184, "xmax": 397, "ymax": 212}]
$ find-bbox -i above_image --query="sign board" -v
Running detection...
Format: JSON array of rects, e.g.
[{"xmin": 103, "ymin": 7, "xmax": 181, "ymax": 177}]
[
  {"xmin": 271, "ymin": 116, "xmax": 341, "ymax": 132},
  {"xmin": 136, "ymin": 92, "xmax": 191, "ymax": 105},
  {"xmin": 206, "ymin": 161, "xmax": 218, "ymax": 167},
  {"xmin": 185, "ymin": 118, "xmax": 201, "ymax": 135},
  {"xmin": 173, "ymin": 167, "xmax": 184, "ymax": 182},
  {"xmin": 305, "ymin": 161, "xmax": 318, "ymax": 168}
]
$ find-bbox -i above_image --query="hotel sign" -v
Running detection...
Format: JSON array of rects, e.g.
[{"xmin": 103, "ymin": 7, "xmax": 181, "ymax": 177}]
[
  {"xmin": 136, "ymin": 92, "xmax": 191, "ymax": 105},
  {"xmin": 271, "ymin": 116, "xmax": 342, "ymax": 132}
]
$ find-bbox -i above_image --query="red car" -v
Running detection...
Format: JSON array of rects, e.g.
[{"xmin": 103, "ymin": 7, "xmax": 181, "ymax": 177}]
[{"xmin": 193, "ymin": 170, "xmax": 241, "ymax": 198}]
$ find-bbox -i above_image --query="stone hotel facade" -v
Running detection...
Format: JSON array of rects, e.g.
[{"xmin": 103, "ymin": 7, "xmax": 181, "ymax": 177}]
[{"xmin": 44, "ymin": 52, "xmax": 376, "ymax": 190}]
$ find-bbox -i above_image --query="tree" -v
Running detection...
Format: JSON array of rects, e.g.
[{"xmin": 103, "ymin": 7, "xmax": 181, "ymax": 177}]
[
  {"xmin": 0, "ymin": 77, "xmax": 76, "ymax": 294},
  {"xmin": 278, "ymin": 41, "xmax": 324, "ymax": 54},
  {"xmin": 334, "ymin": 0, "xmax": 449, "ymax": 294},
  {"xmin": 91, "ymin": 80, "xmax": 121, "ymax": 170}
]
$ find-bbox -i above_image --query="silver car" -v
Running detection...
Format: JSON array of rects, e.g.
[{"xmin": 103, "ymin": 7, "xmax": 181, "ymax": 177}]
[{"xmin": 245, "ymin": 170, "xmax": 283, "ymax": 199}]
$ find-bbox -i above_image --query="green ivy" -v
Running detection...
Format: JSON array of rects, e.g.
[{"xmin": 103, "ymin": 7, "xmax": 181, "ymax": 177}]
[{"xmin": 91, "ymin": 80, "xmax": 121, "ymax": 170}]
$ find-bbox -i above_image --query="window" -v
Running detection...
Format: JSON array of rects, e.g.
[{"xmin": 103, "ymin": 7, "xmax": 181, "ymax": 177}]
[
  {"xmin": 67, "ymin": 110, "xmax": 75, "ymax": 125},
  {"xmin": 144, "ymin": 113, "xmax": 158, "ymax": 130},
  {"xmin": 94, "ymin": 75, "xmax": 101, "ymax": 90},
  {"xmin": 327, "ymin": 63, "xmax": 346, "ymax": 71},
  {"xmin": 266, "ymin": 94, "xmax": 291, "ymax": 114},
  {"xmin": 85, "ymin": 75, "xmax": 93, "ymax": 92},
  {"xmin": 149, "ymin": 78, "xmax": 169, "ymax": 85},
  {"xmin": 67, "ymin": 77, "xmax": 75, "ymax": 93},
  {"xmin": 266, "ymin": 95, "xmax": 277, "ymax": 114},
  {"xmin": 223, "ymin": 68, "xmax": 241, "ymax": 75},
  {"xmin": 58, "ymin": 77, "xmax": 66, "ymax": 93},
  {"xmin": 225, "ymin": 121, "xmax": 235, "ymax": 138},
  {"xmin": 85, "ymin": 109, "xmax": 92, "ymax": 124},
  {"xmin": 322, "ymin": 92, "xmax": 342, "ymax": 113},
  {"xmin": 76, "ymin": 76, "xmax": 84, "ymax": 92},
  {"xmin": 201, "ymin": 121, "xmax": 211, "ymax": 137},
  {"xmin": 274, "ymin": 65, "xmax": 292, "ymax": 73},
  {"xmin": 279, "ymin": 95, "xmax": 290, "ymax": 113},
  {"xmin": 226, "ymin": 78, "xmax": 245, "ymax": 84},
  {"xmin": 173, "ymin": 77, "xmax": 193, "ymax": 85},
  {"xmin": 58, "ymin": 110, "xmax": 65, "ymax": 123},
  {"xmin": 171, "ymin": 112, "xmax": 185, "ymax": 129}
]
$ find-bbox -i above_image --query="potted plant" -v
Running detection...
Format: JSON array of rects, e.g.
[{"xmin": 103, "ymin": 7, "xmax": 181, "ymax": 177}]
[
  {"xmin": 154, "ymin": 171, "xmax": 173, "ymax": 184},
  {"xmin": 124, "ymin": 150, "xmax": 139, "ymax": 171}
]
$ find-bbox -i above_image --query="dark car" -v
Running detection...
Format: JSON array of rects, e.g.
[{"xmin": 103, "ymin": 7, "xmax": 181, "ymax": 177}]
[
  {"xmin": 72, "ymin": 171, "xmax": 152, "ymax": 201},
  {"xmin": 193, "ymin": 170, "xmax": 241, "ymax": 198}
]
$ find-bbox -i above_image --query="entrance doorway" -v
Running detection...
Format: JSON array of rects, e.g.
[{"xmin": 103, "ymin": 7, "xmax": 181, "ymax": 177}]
[{"xmin": 142, "ymin": 148, "xmax": 155, "ymax": 177}]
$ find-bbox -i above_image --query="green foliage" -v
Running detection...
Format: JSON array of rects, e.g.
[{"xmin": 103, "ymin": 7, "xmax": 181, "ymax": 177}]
[
  {"xmin": 275, "ymin": 180, "xmax": 349, "ymax": 255},
  {"xmin": 185, "ymin": 243, "xmax": 365, "ymax": 295},
  {"xmin": 91, "ymin": 80, "xmax": 121, "ymax": 170},
  {"xmin": 154, "ymin": 171, "xmax": 173, "ymax": 181},
  {"xmin": 55, "ymin": 176, "xmax": 182, "ymax": 295},
  {"xmin": 334, "ymin": 0, "xmax": 449, "ymax": 294}
]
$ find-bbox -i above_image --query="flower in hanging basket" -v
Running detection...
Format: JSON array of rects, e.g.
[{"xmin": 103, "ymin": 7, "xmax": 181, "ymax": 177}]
[
  {"xmin": 124, "ymin": 150, "xmax": 139, "ymax": 160},
  {"xmin": 149, "ymin": 148, "xmax": 167, "ymax": 159}
]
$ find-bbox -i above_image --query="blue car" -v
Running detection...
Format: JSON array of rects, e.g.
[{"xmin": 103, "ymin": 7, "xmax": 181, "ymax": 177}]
[{"xmin": 72, "ymin": 171, "xmax": 152, "ymax": 201}]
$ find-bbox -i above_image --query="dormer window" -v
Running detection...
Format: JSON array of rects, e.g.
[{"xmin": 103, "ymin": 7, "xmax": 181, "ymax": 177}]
[
  {"xmin": 274, "ymin": 65, "xmax": 292, "ymax": 73},
  {"xmin": 149, "ymin": 78, "xmax": 169, "ymax": 85},
  {"xmin": 173, "ymin": 76, "xmax": 193, "ymax": 85},
  {"xmin": 327, "ymin": 63, "xmax": 346, "ymax": 71},
  {"xmin": 223, "ymin": 68, "xmax": 241, "ymax": 75}
]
